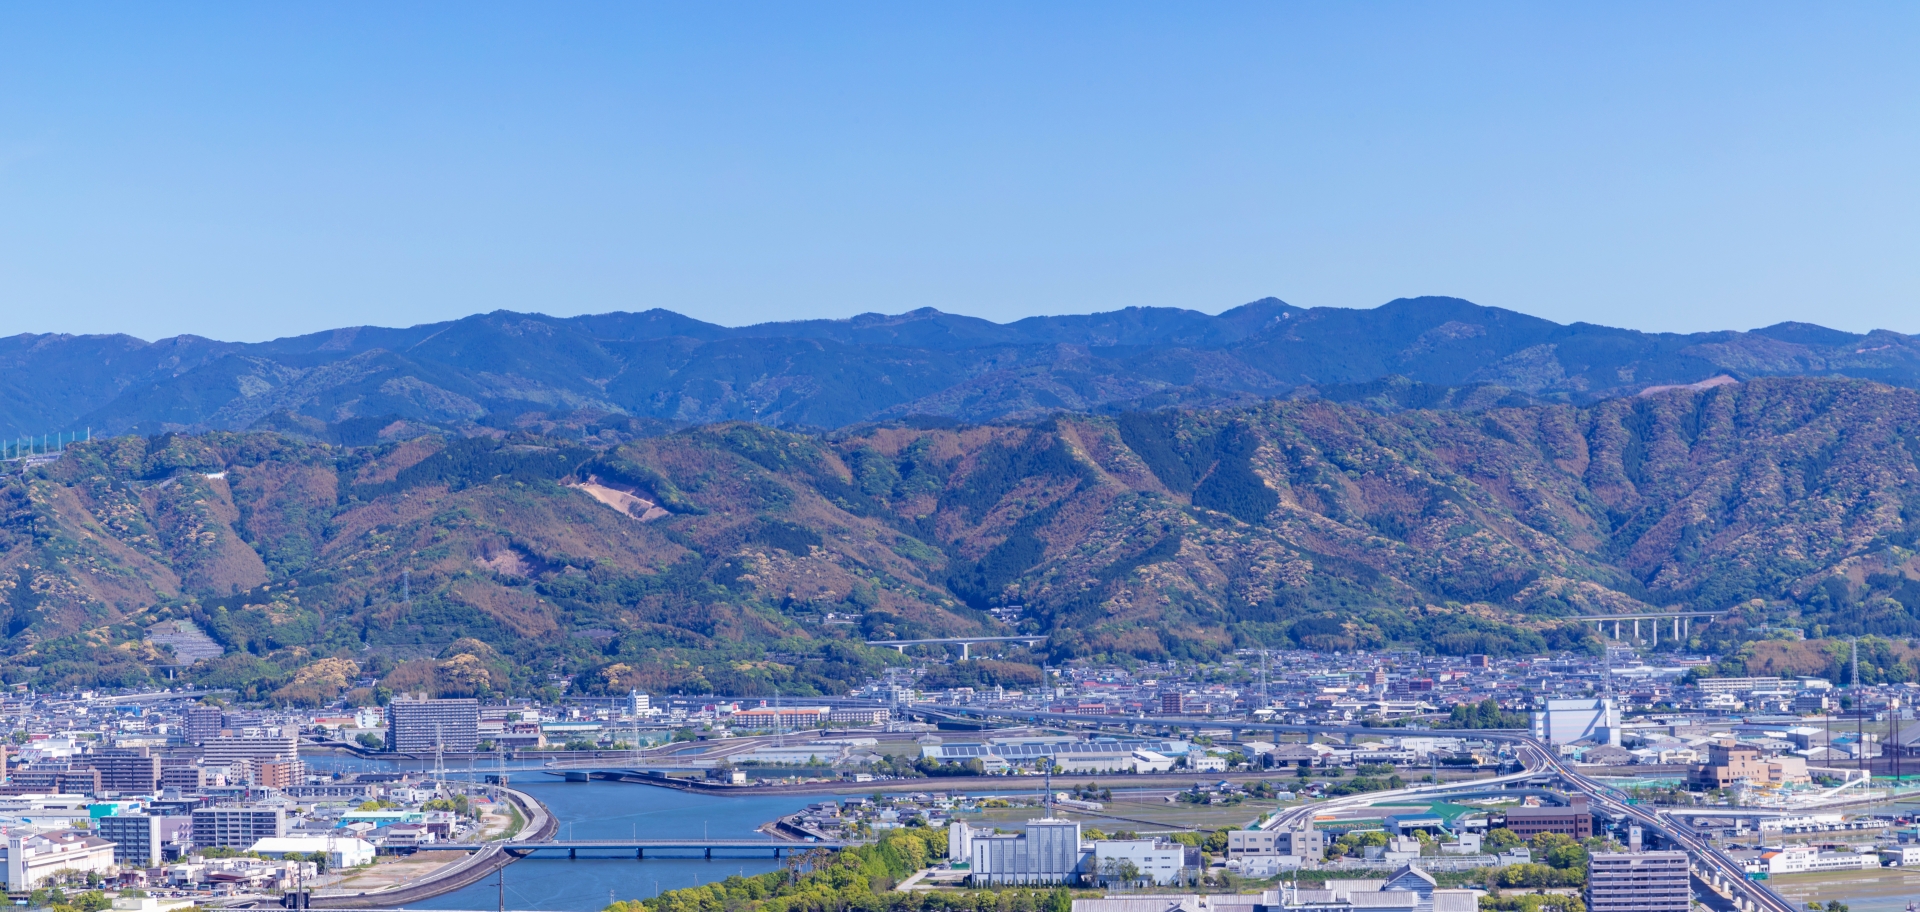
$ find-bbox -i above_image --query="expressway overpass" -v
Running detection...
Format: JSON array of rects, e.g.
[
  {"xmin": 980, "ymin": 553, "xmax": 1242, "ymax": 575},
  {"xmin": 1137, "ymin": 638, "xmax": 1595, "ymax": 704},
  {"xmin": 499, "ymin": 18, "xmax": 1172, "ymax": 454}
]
[
  {"xmin": 935, "ymin": 705, "xmax": 1798, "ymax": 912},
  {"xmin": 866, "ymin": 635, "xmax": 1047, "ymax": 659}
]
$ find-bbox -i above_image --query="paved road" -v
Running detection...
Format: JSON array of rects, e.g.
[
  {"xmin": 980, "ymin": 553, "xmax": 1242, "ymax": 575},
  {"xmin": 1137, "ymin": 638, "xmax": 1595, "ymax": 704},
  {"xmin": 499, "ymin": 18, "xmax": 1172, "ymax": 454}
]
[{"xmin": 943, "ymin": 705, "xmax": 1797, "ymax": 912}]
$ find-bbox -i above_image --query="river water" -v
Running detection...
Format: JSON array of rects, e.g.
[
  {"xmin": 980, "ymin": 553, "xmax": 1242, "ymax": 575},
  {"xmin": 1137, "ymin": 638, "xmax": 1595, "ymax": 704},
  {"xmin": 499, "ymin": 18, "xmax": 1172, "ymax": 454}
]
[
  {"xmin": 409, "ymin": 779, "xmax": 818, "ymax": 912},
  {"xmin": 300, "ymin": 756, "xmax": 820, "ymax": 912}
]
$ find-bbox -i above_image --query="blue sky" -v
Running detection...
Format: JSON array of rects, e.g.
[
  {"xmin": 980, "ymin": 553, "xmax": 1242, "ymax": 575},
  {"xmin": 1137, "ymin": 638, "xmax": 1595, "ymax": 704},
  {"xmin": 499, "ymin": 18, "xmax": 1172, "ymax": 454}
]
[{"xmin": 2, "ymin": 3, "xmax": 1916, "ymax": 341}]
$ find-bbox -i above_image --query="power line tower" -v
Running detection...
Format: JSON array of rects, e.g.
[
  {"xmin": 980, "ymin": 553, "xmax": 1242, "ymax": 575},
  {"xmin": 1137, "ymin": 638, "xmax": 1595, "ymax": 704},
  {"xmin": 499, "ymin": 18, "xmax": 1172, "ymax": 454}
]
[{"xmin": 1852, "ymin": 637, "xmax": 1861, "ymax": 689}]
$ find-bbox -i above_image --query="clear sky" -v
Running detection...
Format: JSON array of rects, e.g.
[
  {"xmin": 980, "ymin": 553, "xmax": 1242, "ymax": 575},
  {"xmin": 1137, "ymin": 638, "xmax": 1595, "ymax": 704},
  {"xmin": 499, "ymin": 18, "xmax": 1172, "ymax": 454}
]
[{"xmin": 2, "ymin": 3, "xmax": 1916, "ymax": 342}]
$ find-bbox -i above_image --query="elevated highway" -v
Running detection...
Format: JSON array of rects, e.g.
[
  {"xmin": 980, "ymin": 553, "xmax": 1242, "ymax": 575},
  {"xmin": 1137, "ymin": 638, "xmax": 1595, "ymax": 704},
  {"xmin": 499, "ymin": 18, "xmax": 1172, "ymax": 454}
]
[{"xmin": 938, "ymin": 704, "xmax": 1795, "ymax": 912}]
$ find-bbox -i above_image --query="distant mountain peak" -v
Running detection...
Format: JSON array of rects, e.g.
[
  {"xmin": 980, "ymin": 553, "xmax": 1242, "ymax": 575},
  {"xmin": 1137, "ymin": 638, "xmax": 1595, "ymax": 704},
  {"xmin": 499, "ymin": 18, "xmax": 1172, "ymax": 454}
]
[{"xmin": 3, "ymin": 296, "xmax": 1912, "ymax": 438}]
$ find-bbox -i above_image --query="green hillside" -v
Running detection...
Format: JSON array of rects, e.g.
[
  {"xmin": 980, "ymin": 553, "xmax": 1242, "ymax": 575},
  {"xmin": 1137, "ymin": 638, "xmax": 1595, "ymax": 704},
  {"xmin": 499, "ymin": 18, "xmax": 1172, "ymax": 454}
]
[{"xmin": 4, "ymin": 376, "xmax": 1920, "ymax": 697}]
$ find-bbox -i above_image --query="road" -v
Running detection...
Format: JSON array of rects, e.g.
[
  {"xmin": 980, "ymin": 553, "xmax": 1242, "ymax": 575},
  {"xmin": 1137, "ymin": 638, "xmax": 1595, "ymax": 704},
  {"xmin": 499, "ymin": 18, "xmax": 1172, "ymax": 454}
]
[{"xmin": 939, "ymin": 704, "xmax": 1797, "ymax": 912}]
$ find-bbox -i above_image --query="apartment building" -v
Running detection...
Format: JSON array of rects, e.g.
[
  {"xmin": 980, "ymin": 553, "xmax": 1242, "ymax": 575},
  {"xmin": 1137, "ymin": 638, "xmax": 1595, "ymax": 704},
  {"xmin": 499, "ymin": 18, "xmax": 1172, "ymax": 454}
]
[
  {"xmin": 98, "ymin": 814, "xmax": 193, "ymax": 866},
  {"xmin": 191, "ymin": 805, "xmax": 287, "ymax": 850},
  {"xmin": 387, "ymin": 698, "xmax": 481, "ymax": 753},
  {"xmin": 1587, "ymin": 851, "xmax": 1690, "ymax": 912}
]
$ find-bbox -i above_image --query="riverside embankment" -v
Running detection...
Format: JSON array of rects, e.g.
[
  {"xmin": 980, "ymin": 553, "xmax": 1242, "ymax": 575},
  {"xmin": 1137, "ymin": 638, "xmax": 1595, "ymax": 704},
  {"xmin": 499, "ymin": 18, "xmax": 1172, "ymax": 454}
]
[{"xmin": 306, "ymin": 785, "xmax": 556, "ymax": 910}]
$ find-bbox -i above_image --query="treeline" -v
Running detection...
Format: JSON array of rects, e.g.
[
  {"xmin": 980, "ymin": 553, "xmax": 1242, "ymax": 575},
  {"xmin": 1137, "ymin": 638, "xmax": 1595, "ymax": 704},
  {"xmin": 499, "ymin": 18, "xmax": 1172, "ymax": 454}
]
[
  {"xmin": 607, "ymin": 829, "xmax": 1076, "ymax": 912},
  {"xmin": 1439, "ymin": 698, "xmax": 1530, "ymax": 729}
]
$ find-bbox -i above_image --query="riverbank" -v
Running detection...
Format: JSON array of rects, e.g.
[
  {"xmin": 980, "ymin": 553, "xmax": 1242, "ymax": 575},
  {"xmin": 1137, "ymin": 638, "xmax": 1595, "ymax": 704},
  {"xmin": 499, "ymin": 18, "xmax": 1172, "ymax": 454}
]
[
  {"xmin": 569, "ymin": 768, "xmax": 1500, "ymax": 796},
  {"xmin": 305, "ymin": 785, "xmax": 556, "ymax": 910}
]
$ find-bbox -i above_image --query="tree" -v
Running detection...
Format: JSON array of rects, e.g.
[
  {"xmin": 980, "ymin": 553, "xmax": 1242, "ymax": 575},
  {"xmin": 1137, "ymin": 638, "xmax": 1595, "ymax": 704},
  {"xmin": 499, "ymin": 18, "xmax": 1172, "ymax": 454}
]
[
  {"xmin": 1047, "ymin": 887, "xmax": 1072, "ymax": 912},
  {"xmin": 355, "ymin": 732, "xmax": 383, "ymax": 749},
  {"xmin": 1485, "ymin": 828, "xmax": 1522, "ymax": 850}
]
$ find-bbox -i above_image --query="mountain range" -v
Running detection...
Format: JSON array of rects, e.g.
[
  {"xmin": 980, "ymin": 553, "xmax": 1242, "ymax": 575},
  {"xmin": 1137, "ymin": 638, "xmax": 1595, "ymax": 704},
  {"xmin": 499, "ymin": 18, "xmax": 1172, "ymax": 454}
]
[
  {"xmin": 7, "ymin": 296, "xmax": 1920, "ymax": 439},
  {"xmin": 4, "ymin": 372, "xmax": 1920, "ymax": 697}
]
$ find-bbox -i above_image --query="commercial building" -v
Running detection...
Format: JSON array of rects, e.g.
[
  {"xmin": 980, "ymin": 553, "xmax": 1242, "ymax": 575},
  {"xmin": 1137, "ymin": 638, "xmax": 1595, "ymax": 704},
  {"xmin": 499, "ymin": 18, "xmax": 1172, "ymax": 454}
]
[
  {"xmin": 250, "ymin": 835, "xmax": 376, "ymax": 869},
  {"xmin": 192, "ymin": 805, "xmax": 288, "ymax": 849},
  {"xmin": 387, "ymin": 699, "xmax": 480, "ymax": 753},
  {"xmin": 1587, "ymin": 851, "xmax": 1689, "ymax": 912},
  {"xmin": 1531, "ymin": 698, "xmax": 1620, "ymax": 746},
  {"xmin": 98, "ymin": 814, "xmax": 193, "ymax": 866},
  {"xmin": 1091, "ymin": 839, "xmax": 1193, "ymax": 886},
  {"xmin": 1688, "ymin": 742, "xmax": 1810, "ymax": 789},
  {"xmin": 1227, "ymin": 827, "xmax": 1323, "ymax": 860},
  {"xmin": 970, "ymin": 818, "xmax": 1086, "ymax": 885},
  {"xmin": 1756, "ymin": 846, "xmax": 1878, "ymax": 874},
  {"xmin": 1, "ymin": 831, "xmax": 118, "ymax": 889},
  {"xmin": 1500, "ymin": 796, "xmax": 1593, "ymax": 839}
]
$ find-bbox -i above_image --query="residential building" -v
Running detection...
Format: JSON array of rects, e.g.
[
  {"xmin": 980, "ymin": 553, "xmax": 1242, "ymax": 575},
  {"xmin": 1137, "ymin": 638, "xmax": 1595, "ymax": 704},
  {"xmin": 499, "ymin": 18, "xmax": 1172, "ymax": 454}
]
[
  {"xmin": 98, "ymin": 814, "xmax": 193, "ymax": 866},
  {"xmin": 628, "ymin": 690, "xmax": 652, "ymax": 717},
  {"xmin": 387, "ymin": 699, "xmax": 480, "ymax": 753},
  {"xmin": 1159, "ymin": 692, "xmax": 1187, "ymax": 714},
  {"xmin": 0, "ymin": 767, "xmax": 101, "ymax": 796},
  {"xmin": 192, "ymin": 805, "xmax": 287, "ymax": 849},
  {"xmin": 161, "ymin": 764, "xmax": 207, "ymax": 792},
  {"xmin": 971, "ymin": 818, "xmax": 1085, "ymax": 885},
  {"xmin": 1, "ymin": 831, "xmax": 118, "ymax": 889},
  {"xmin": 203, "ymin": 730, "xmax": 301, "ymax": 785},
  {"xmin": 255, "ymin": 760, "xmax": 301, "ymax": 790},
  {"xmin": 828, "ymin": 707, "xmax": 891, "ymax": 725},
  {"xmin": 1587, "ymin": 851, "xmax": 1689, "ymax": 912},
  {"xmin": 185, "ymin": 706, "xmax": 224, "ymax": 745},
  {"xmin": 1695, "ymin": 677, "xmax": 1785, "ymax": 694},
  {"xmin": 86, "ymin": 747, "xmax": 161, "ymax": 794},
  {"xmin": 729, "ymin": 706, "xmax": 831, "ymax": 730}
]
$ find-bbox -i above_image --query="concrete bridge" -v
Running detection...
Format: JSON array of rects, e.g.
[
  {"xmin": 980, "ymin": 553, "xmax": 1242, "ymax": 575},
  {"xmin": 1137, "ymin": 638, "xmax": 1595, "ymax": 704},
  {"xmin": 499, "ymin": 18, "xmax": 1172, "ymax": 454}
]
[
  {"xmin": 436, "ymin": 839, "xmax": 849, "ymax": 859},
  {"xmin": 865, "ymin": 635, "xmax": 1046, "ymax": 659}
]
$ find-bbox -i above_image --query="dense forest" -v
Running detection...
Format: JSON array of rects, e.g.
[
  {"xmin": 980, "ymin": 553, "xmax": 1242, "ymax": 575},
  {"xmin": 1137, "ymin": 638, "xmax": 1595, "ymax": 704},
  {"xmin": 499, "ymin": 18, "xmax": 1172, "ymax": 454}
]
[{"xmin": 4, "ymin": 376, "xmax": 1920, "ymax": 698}]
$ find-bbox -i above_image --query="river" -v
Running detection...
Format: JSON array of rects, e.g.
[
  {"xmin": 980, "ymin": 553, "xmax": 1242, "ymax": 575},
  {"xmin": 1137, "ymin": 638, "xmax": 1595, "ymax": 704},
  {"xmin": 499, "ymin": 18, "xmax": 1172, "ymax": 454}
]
[
  {"xmin": 415, "ymin": 779, "xmax": 817, "ymax": 912},
  {"xmin": 301, "ymin": 756, "xmax": 822, "ymax": 912}
]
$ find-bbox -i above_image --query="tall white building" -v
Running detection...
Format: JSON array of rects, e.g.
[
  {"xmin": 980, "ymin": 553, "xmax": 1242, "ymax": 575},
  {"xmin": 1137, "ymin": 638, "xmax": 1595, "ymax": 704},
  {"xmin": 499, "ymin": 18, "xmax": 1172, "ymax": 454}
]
[
  {"xmin": 1531, "ymin": 698, "xmax": 1620, "ymax": 746},
  {"xmin": 948, "ymin": 820, "xmax": 977, "ymax": 865},
  {"xmin": 629, "ymin": 690, "xmax": 652, "ymax": 717}
]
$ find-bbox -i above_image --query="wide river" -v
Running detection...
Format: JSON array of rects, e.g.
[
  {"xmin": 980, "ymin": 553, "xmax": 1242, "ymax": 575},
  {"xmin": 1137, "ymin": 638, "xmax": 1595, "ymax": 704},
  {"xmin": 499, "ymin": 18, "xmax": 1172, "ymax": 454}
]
[
  {"xmin": 413, "ymin": 778, "xmax": 817, "ymax": 912},
  {"xmin": 303, "ymin": 756, "xmax": 820, "ymax": 912}
]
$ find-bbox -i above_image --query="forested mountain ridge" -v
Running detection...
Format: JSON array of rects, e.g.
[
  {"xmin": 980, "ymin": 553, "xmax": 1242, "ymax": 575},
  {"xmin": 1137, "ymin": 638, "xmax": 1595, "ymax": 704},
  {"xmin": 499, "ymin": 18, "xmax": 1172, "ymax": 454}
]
[
  {"xmin": 7, "ymin": 296, "xmax": 1920, "ymax": 439},
  {"xmin": 3, "ymin": 376, "xmax": 1920, "ymax": 697}
]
